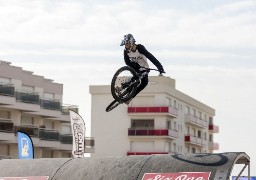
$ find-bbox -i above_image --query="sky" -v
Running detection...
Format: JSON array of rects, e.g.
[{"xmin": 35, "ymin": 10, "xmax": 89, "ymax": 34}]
[{"xmin": 0, "ymin": 0, "xmax": 256, "ymax": 176}]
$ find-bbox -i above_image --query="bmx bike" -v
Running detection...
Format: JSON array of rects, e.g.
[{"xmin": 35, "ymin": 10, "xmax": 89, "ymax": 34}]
[{"xmin": 106, "ymin": 66, "xmax": 163, "ymax": 112}]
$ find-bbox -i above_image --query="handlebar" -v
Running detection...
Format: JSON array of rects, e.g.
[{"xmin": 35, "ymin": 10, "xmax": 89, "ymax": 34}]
[{"xmin": 146, "ymin": 68, "xmax": 166, "ymax": 76}]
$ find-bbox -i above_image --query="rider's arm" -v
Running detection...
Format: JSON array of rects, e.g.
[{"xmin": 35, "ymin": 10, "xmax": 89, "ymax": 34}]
[{"xmin": 137, "ymin": 44, "xmax": 165, "ymax": 73}]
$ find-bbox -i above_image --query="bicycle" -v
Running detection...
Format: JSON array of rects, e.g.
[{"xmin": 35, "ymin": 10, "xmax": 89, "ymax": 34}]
[{"xmin": 106, "ymin": 66, "xmax": 163, "ymax": 112}]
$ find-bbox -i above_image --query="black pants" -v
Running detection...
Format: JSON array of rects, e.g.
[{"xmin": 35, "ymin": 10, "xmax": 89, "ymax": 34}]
[{"xmin": 132, "ymin": 74, "xmax": 148, "ymax": 98}]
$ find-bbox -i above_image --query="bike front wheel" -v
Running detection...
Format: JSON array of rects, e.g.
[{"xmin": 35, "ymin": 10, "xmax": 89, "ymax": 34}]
[{"xmin": 111, "ymin": 66, "xmax": 138, "ymax": 102}]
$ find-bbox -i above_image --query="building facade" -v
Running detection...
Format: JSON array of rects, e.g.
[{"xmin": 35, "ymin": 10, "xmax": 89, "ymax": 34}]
[
  {"xmin": 0, "ymin": 61, "xmax": 80, "ymax": 159},
  {"xmin": 90, "ymin": 75, "xmax": 219, "ymax": 157}
]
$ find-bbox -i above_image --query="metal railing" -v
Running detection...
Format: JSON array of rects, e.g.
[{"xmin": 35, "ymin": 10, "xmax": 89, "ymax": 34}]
[
  {"xmin": 0, "ymin": 118, "xmax": 14, "ymax": 133},
  {"xmin": 0, "ymin": 83, "xmax": 15, "ymax": 96}
]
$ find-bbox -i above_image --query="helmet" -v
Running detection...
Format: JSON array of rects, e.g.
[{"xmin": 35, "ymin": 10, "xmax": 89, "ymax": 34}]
[{"xmin": 120, "ymin": 34, "xmax": 136, "ymax": 46}]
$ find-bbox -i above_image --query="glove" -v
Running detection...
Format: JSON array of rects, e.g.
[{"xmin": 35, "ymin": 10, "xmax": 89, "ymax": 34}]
[{"xmin": 159, "ymin": 68, "xmax": 166, "ymax": 74}]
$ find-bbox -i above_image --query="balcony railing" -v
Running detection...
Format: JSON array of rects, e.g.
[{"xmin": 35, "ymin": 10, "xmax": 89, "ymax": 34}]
[
  {"xmin": 185, "ymin": 114, "xmax": 208, "ymax": 128},
  {"xmin": 0, "ymin": 118, "xmax": 14, "ymax": 133},
  {"xmin": 14, "ymin": 125, "xmax": 39, "ymax": 137},
  {"xmin": 0, "ymin": 83, "xmax": 15, "ymax": 96},
  {"xmin": 40, "ymin": 99, "xmax": 61, "ymax": 110},
  {"xmin": 209, "ymin": 124, "xmax": 219, "ymax": 133},
  {"xmin": 85, "ymin": 137, "xmax": 95, "ymax": 148},
  {"xmin": 128, "ymin": 106, "xmax": 178, "ymax": 117},
  {"xmin": 38, "ymin": 128, "xmax": 60, "ymax": 141},
  {"xmin": 127, "ymin": 152, "xmax": 169, "ymax": 156},
  {"xmin": 184, "ymin": 135, "xmax": 207, "ymax": 147},
  {"xmin": 15, "ymin": 91, "xmax": 40, "ymax": 104},
  {"xmin": 1, "ymin": 85, "xmax": 78, "ymax": 113},
  {"xmin": 60, "ymin": 134, "xmax": 73, "ymax": 144},
  {"xmin": 128, "ymin": 129, "xmax": 169, "ymax": 136},
  {"xmin": 0, "ymin": 155, "xmax": 11, "ymax": 159}
]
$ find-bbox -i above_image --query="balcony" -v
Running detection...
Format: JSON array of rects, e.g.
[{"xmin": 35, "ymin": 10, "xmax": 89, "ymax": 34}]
[
  {"xmin": 128, "ymin": 106, "xmax": 178, "ymax": 117},
  {"xmin": 128, "ymin": 129, "xmax": 168, "ymax": 136},
  {"xmin": 0, "ymin": 155, "xmax": 11, "ymax": 159},
  {"xmin": 209, "ymin": 142, "xmax": 219, "ymax": 150},
  {"xmin": 185, "ymin": 114, "xmax": 208, "ymax": 128},
  {"xmin": 60, "ymin": 134, "xmax": 73, "ymax": 144},
  {"xmin": 184, "ymin": 135, "xmax": 207, "ymax": 147},
  {"xmin": 0, "ymin": 83, "xmax": 15, "ymax": 96},
  {"xmin": 84, "ymin": 137, "xmax": 95, "ymax": 153},
  {"xmin": 38, "ymin": 128, "xmax": 60, "ymax": 141},
  {"xmin": 40, "ymin": 99, "xmax": 61, "ymax": 110},
  {"xmin": 14, "ymin": 125, "xmax": 39, "ymax": 137},
  {"xmin": 0, "ymin": 118, "xmax": 14, "ymax": 133},
  {"xmin": 128, "ymin": 128, "xmax": 178, "ymax": 139},
  {"xmin": 15, "ymin": 91, "xmax": 40, "ymax": 104},
  {"xmin": 127, "ymin": 152, "xmax": 169, "ymax": 156},
  {"xmin": 209, "ymin": 124, "xmax": 219, "ymax": 133}
]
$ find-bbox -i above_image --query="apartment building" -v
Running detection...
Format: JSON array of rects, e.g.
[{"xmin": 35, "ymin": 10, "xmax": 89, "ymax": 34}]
[
  {"xmin": 0, "ymin": 61, "xmax": 94, "ymax": 159},
  {"xmin": 90, "ymin": 75, "xmax": 219, "ymax": 157}
]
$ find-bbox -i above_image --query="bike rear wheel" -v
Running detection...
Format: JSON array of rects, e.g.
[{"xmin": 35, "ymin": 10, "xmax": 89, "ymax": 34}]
[
  {"xmin": 106, "ymin": 99, "xmax": 121, "ymax": 112},
  {"xmin": 111, "ymin": 66, "xmax": 138, "ymax": 102}
]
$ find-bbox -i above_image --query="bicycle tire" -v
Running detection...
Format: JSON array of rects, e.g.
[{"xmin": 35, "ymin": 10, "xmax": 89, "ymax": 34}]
[
  {"xmin": 106, "ymin": 99, "xmax": 121, "ymax": 112},
  {"xmin": 111, "ymin": 66, "xmax": 138, "ymax": 102}
]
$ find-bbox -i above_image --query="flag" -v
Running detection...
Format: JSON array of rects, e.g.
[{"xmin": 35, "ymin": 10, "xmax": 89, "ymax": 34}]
[
  {"xmin": 70, "ymin": 110, "xmax": 85, "ymax": 158},
  {"xmin": 17, "ymin": 131, "xmax": 34, "ymax": 159}
]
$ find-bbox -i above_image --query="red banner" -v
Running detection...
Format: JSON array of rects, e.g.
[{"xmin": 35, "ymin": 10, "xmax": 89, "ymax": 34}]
[{"xmin": 142, "ymin": 172, "xmax": 211, "ymax": 180}]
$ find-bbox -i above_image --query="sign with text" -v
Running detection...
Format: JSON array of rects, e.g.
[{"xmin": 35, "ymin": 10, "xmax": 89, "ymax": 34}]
[
  {"xmin": 142, "ymin": 172, "xmax": 211, "ymax": 180},
  {"xmin": 0, "ymin": 176, "xmax": 49, "ymax": 180}
]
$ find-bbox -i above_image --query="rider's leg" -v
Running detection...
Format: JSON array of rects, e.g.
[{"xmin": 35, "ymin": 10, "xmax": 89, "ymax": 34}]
[
  {"xmin": 132, "ymin": 74, "xmax": 148, "ymax": 98},
  {"xmin": 124, "ymin": 74, "xmax": 148, "ymax": 105}
]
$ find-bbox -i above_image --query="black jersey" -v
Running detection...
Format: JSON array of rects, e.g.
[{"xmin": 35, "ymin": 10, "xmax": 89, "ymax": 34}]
[{"xmin": 124, "ymin": 44, "xmax": 163, "ymax": 72}]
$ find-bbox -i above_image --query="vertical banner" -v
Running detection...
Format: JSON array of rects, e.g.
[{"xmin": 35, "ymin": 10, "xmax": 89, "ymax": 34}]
[
  {"xmin": 17, "ymin": 131, "xmax": 34, "ymax": 159},
  {"xmin": 70, "ymin": 110, "xmax": 85, "ymax": 158}
]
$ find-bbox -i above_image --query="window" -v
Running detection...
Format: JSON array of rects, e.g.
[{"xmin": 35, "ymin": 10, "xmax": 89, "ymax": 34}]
[
  {"xmin": 185, "ymin": 106, "xmax": 190, "ymax": 114},
  {"xmin": 22, "ymin": 85, "xmax": 34, "ymax": 92},
  {"xmin": 62, "ymin": 125, "xmax": 71, "ymax": 134},
  {"xmin": 186, "ymin": 126, "xmax": 190, "ymax": 135},
  {"xmin": 174, "ymin": 121, "xmax": 177, "ymax": 131},
  {"xmin": 0, "ymin": 77, "xmax": 11, "ymax": 84},
  {"xmin": 186, "ymin": 146, "xmax": 190, "ymax": 153},
  {"xmin": 192, "ymin": 128, "xmax": 196, "ymax": 136},
  {"xmin": 173, "ymin": 143, "xmax": 177, "ymax": 153},
  {"xmin": 0, "ymin": 110, "xmax": 10, "ymax": 119},
  {"xmin": 44, "ymin": 93, "xmax": 54, "ymax": 100},
  {"xmin": 192, "ymin": 147, "xmax": 196, "ymax": 153},
  {"xmin": 209, "ymin": 134, "xmax": 213, "ymax": 142},
  {"xmin": 198, "ymin": 111, "xmax": 202, "ymax": 119},
  {"xmin": 204, "ymin": 132, "xmax": 207, "ymax": 140},
  {"xmin": 198, "ymin": 130, "xmax": 201, "ymax": 138},
  {"xmin": 174, "ymin": 100, "xmax": 177, "ymax": 109},
  {"xmin": 167, "ymin": 120, "xmax": 171, "ymax": 129},
  {"xmin": 192, "ymin": 109, "xmax": 196, "ymax": 117},
  {"xmin": 131, "ymin": 119, "xmax": 154, "ymax": 129},
  {"xmin": 168, "ymin": 98, "xmax": 172, "ymax": 107},
  {"xmin": 21, "ymin": 116, "xmax": 33, "ymax": 125},
  {"xmin": 209, "ymin": 117, "xmax": 213, "ymax": 124}
]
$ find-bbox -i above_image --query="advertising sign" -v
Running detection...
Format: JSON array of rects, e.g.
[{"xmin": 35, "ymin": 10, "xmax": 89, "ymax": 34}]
[
  {"xmin": 0, "ymin": 176, "xmax": 48, "ymax": 180},
  {"xmin": 142, "ymin": 172, "xmax": 211, "ymax": 180},
  {"xmin": 232, "ymin": 177, "xmax": 256, "ymax": 180},
  {"xmin": 17, "ymin": 131, "xmax": 34, "ymax": 159},
  {"xmin": 70, "ymin": 110, "xmax": 86, "ymax": 158}
]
